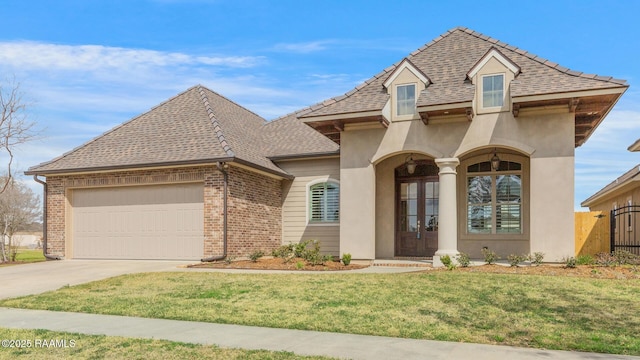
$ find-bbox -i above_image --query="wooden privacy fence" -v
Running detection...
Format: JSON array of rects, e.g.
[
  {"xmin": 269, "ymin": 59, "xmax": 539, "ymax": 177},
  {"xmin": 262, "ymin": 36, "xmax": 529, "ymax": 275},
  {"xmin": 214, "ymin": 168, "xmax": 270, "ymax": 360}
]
[{"xmin": 575, "ymin": 211, "xmax": 610, "ymax": 256}]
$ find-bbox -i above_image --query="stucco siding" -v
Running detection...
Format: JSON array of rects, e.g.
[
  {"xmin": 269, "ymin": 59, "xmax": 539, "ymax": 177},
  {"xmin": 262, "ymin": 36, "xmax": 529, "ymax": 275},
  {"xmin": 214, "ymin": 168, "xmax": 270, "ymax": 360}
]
[{"xmin": 276, "ymin": 158, "xmax": 340, "ymax": 255}]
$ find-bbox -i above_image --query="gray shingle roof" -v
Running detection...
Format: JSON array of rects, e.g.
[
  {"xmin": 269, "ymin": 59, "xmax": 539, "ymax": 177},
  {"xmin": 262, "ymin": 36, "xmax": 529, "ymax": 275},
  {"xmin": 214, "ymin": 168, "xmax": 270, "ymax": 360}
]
[
  {"xmin": 26, "ymin": 85, "xmax": 337, "ymax": 176},
  {"xmin": 300, "ymin": 27, "xmax": 627, "ymax": 118},
  {"xmin": 261, "ymin": 113, "xmax": 339, "ymax": 158}
]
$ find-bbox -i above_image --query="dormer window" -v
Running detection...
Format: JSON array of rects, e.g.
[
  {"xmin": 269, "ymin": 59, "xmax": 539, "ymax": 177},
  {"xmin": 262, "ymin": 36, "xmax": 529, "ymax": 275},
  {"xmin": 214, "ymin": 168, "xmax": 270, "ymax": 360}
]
[
  {"xmin": 482, "ymin": 74, "xmax": 504, "ymax": 108},
  {"xmin": 397, "ymin": 84, "xmax": 416, "ymax": 116}
]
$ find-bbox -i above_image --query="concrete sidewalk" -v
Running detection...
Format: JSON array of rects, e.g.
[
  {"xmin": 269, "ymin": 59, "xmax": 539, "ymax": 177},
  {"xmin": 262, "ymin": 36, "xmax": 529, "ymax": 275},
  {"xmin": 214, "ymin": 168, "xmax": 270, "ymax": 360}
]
[{"xmin": 0, "ymin": 307, "xmax": 636, "ymax": 360}]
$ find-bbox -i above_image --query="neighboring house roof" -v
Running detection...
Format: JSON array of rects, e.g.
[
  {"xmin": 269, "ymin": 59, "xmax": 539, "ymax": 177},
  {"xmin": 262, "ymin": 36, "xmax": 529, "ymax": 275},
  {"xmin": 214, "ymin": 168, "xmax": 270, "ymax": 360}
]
[
  {"xmin": 26, "ymin": 85, "xmax": 337, "ymax": 177},
  {"xmin": 628, "ymin": 138, "xmax": 640, "ymax": 152},
  {"xmin": 299, "ymin": 27, "xmax": 627, "ymax": 147},
  {"xmin": 582, "ymin": 164, "xmax": 640, "ymax": 207}
]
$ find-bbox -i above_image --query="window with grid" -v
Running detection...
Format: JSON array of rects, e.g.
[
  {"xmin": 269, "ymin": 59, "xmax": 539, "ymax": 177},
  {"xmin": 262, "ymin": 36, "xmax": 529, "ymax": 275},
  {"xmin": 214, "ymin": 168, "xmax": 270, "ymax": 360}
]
[
  {"xmin": 309, "ymin": 182, "xmax": 339, "ymax": 223},
  {"xmin": 396, "ymin": 84, "xmax": 416, "ymax": 116},
  {"xmin": 482, "ymin": 74, "xmax": 504, "ymax": 108},
  {"xmin": 467, "ymin": 160, "xmax": 522, "ymax": 234}
]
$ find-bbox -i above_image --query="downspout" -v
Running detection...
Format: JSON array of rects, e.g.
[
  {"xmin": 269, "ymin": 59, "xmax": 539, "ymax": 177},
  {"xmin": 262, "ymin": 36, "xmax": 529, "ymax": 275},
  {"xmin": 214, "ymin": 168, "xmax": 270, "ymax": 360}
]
[
  {"xmin": 201, "ymin": 161, "xmax": 228, "ymax": 262},
  {"xmin": 32, "ymin": 175, "xmax": 61, "ymax": 260}
]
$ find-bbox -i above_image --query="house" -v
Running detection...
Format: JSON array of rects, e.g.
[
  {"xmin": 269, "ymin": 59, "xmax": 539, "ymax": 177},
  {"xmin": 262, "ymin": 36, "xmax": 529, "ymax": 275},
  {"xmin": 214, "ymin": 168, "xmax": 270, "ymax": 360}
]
[
  {"xmin": 582, "ymin": 140, "xmax": 640, "ymax": 254},
  {"xmin": 26, "ymin": 27, "xmax": 628, "ymax": 264}
]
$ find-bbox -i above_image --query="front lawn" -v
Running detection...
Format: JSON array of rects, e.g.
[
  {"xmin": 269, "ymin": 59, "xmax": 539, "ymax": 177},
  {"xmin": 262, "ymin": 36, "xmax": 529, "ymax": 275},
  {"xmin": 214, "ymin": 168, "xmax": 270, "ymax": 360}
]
[
  {"xmin": 0, "ymin": 328, "xmax": 334, "ymax": 360},
  {"xmin": 1, "ymin": 272, "xmax": 639, "ymax": 355},
  {"xmin": 0, "ymin": 249, "xmax": 45, "ymax": 266}
]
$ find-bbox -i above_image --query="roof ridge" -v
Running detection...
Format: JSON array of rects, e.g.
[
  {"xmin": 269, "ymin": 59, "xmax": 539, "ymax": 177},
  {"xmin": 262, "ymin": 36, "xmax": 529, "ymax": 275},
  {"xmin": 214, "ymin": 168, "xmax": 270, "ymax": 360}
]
[
  {"xmin": 198, "ymin": 85, "xmax": 267, "ymax": 124},
  {"xmin": 455, "ymin": 27, "xmax": 628, "ymax": 86},
  {"xmin": 27, "ymin": 86, "xmax": 204, "ymax": 172},
  {"xmin": 196, "ymin": 85, "xmax": 235, "ymax": 157}
]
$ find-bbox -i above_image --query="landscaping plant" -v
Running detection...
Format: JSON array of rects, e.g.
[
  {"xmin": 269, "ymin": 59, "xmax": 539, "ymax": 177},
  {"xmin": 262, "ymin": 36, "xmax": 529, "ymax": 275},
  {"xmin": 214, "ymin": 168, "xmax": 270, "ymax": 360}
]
[
  {"xmin": 481, "ymin": 248, "xmax": 499, "ymax": 265},
  {"xmin": 528, "ymin": 252, "xmax": 545, "ymax": 266},
  {"xmin": 507, "ymin": 254, "xmax": 525, "ymax": 267},
  {"xmin": 249, "ymin": 250, "xmax": 264, "ymax": 262},
  {"xmin": 440, "ymin": 255, "xmax": 457, "ymax": 270},
  {"xmin": 341, "ymin": 253, "xmax": 352, "ymax": 266},
  {"xmin": 455, "ymin": 252, "xmax": 471, "ymax": 267}
]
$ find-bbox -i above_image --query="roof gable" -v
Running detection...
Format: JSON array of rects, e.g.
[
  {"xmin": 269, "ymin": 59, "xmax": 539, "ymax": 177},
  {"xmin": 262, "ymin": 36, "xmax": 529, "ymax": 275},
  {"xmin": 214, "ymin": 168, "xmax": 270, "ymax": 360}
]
[
  {"xmin": 467, "ymin": 47, "xmax": 521, "ymax": 79},
  {"xmin": 383, "ymin": 58, "xmax": 431, "ymax": 89}
]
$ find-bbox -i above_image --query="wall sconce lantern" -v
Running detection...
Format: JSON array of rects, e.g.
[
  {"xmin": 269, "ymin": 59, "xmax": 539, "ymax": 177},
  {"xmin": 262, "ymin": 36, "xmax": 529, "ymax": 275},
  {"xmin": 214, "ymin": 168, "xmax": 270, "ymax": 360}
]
[
  {"xmin": 406, "ymin": 154, "xmax": 417, "ymax": 175},
  {"xmin": 490, "ymin": 149, "xmax": 501, "ymax": 171}
]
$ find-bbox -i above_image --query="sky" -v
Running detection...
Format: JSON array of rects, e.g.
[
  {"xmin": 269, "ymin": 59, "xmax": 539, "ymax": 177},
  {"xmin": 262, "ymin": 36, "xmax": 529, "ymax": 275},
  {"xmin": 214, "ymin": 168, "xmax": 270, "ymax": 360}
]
[{"xmin": 0, "ymin": 0, "xmax": 638, "ymax": 210}]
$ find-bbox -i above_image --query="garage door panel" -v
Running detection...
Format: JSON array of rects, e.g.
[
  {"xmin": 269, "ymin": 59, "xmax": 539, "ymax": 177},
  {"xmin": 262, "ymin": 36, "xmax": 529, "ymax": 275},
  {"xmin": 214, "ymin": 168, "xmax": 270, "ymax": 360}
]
[{"xmin": 72, "ymin": 184, "xmax": 204, "ymax": 260}]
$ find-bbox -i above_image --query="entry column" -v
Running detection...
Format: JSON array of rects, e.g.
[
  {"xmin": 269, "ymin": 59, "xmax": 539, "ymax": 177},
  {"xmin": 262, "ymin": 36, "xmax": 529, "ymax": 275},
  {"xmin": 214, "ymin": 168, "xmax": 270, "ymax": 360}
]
[{"xmin": 434, "ymin": 158, "xmax": 460, "ymax": 267}]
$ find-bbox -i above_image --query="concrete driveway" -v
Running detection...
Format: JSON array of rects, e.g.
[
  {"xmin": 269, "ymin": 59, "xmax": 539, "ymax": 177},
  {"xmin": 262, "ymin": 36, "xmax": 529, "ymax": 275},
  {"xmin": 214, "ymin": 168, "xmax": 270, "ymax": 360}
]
[{"xmin": 0, "ymin": 259, "xmax": 194, "ymax": 300}]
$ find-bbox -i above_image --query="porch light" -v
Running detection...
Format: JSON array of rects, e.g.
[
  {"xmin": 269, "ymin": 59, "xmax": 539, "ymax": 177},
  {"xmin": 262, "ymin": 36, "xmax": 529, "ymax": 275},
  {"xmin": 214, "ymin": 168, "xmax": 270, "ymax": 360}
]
[
  {"xmin": 406, "ymin": 154, "xmax": 417, "ymax": 174},
  {"xmin": 490, "ymin": 149, "xmax": 501, "ymax": 171}
]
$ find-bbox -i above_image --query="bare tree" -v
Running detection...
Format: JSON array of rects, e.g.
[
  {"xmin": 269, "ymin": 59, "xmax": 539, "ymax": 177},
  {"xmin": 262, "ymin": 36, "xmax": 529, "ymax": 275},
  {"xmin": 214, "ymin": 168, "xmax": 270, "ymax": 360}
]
[
  {"xmin": 0, "ymin": 78, "xmax": 36, "ymax": 193},
  {"xmin": 0, "ymin": 176, "xmax": 40, "ymax": 262}
]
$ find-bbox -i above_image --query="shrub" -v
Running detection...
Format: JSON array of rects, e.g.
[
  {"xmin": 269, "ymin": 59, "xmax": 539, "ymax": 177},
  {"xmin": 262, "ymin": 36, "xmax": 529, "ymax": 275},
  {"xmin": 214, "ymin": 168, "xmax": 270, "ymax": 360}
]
[
  {"xmin": 224, "ymin": 256, "xmax": 235, "ymax": 265},
  {"xmin": 481, "ymin": 248, "xmax": 500, "ymax": 265},
  {"xmin": 440, "ymin": 255, "xmax": 457, "ymax": 270},
  {"xmin": 612, "ymin": 250, "xmax": 640, "ymax": 265},
  {"xmin": 576, "ymin": 254, "xmax": 595, "ymax": 265},
  {"xmin": 295, "ymin": 261, "xmax": 304, "ymax": 270},
  {"xmin": 302, "ymin": 240, "xmax": 327, "ymax": 265},
  {"xmin": 248, "ymin": 250, "xmax": 264, "ymax": 263},
  {"xmin": 529, "ymin": 252, "xmax": 545, "ymax": 266},
  {"xmin": 272, "ymin": 244, "xmax": 293, "ymax": 259},
  {"xmin": 507, "ymin": 254, "xmax": 525, "ymax": 267},
  {"xmin": 294, "ymin": 240, "xmax": 312, "ymax": 258},
  {"xmin": 563, "ymin": 256, "xmax": 577, "ymax": 268},
  {"xmin": 456, "ymin": 252, "xmax": 471, "ymax": 267},
  {"xmin": 341, "ymin": 253, "xmax": 352, "ymax": 266},
  {"xmin": 595, "ymin": 252, "xmax": 616, "ymax": 267}
]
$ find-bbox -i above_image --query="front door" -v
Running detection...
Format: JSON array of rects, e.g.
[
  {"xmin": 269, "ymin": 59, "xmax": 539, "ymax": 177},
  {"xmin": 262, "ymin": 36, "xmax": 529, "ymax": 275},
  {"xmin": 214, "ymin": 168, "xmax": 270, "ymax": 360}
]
[{"xmin": 396, "ymin": 177, "xmax": 439, "ymax": 257}]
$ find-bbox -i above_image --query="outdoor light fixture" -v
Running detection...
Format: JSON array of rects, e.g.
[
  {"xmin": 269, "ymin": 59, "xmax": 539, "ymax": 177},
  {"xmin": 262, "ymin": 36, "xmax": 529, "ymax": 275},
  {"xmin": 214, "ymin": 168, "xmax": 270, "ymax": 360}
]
[
  {"xmin": 490, "ymin": 149, "xmax": 501, "ymax": 171},
  {"xmin": 406, "ymin": 154, "xmax": 417, "ymax": 174}
]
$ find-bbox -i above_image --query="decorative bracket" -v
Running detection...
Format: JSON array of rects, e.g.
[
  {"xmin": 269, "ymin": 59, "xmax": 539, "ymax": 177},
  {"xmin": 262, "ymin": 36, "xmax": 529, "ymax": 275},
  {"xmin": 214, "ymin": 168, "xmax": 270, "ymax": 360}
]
[
  {"xmin": 569, "ymin": 98, "xmax": 579, "ymax": 113},
  {"xmin": 465, "ymin": 108, "xmax": 474, "ymax": 122},
  {"xmin": 380, "ymin": 117, "xmax": 390, "ymax": 129},
  {"xmin": 419, "ymin": 112, "xmax": 429, "ymax": 125},
  {"xmin": 512, "ymin": 103, "xmax": 520, "ymax": 117}
]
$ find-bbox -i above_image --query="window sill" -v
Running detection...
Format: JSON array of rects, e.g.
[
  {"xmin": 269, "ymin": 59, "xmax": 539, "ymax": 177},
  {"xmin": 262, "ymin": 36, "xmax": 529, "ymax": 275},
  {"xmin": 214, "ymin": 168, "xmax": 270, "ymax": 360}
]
[
  {"xmin": 308, "ymin": 222, "xmax": 340, "ymax": 227},
  {"xmin": 460, "ymin": 233, "xmax": 528, "ymax": 241}
]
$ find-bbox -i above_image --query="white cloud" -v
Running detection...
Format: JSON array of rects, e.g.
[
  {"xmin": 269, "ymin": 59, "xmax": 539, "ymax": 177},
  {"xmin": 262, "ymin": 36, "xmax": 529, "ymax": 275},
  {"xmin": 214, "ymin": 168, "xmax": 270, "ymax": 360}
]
[
  {"xmin": 0, "ymin": 42, "xmax": 263, "ymax": 71},
  {"xmin": 272, "ymin": 40, "xmax": 334, "ymax": 53}
]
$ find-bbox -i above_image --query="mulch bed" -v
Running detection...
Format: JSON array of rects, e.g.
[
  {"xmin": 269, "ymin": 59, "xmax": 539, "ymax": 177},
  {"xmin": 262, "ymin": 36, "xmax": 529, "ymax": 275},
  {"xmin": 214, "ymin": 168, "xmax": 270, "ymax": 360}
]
[
  {"xmin": 190, "ymin": 257, "xmax": 640, "ymax": 278},
  {"xmin": 189, "ymin": 257, "xmax": 368, "ymax": 271},
  {"xmin": 434, "ymin": 263, "xmax": 640, "ymax": 279}
]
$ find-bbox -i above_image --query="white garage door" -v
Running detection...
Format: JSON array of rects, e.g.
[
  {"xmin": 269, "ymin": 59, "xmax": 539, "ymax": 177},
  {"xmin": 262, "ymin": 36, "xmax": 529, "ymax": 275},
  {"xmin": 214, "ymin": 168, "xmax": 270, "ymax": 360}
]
[{"xmin": 72, "ymin": 183, "xmax": 204, "ymax": 260}]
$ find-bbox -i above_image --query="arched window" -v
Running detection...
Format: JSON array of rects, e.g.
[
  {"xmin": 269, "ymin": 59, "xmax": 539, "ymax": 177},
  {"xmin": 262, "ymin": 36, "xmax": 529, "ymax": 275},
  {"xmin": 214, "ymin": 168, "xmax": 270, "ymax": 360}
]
[
  {"xmin": 467, "ymin": 160, "xmax": 522, "ymax": 234},
  {"xmin": 309, "ymin": 182, "xmax": 339, "ymax": 223}
]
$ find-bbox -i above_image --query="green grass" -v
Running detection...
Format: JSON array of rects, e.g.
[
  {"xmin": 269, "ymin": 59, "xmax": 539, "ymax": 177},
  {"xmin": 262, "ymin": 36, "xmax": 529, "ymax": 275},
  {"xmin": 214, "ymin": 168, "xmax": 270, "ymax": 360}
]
[
  {"xmin": 14, "ymin": 250, "xmax": 45, "ymax": 263},
  {"xmin": 1, "ymin": 272, "xmax": 639, "ymax": 355},
  {"xmin": 0, "ymin": 249, "xmax": 45, "ymax": 266},
  {"xmin": 0, "ymin": 328, "xmax": 333, "ymax": 359}
]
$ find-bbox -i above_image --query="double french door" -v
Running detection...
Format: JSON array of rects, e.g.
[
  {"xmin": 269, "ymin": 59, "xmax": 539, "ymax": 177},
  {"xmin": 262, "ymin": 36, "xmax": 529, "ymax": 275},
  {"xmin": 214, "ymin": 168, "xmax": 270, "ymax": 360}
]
[{"xmin": 396, "ymin": 177, "xmax": 439, "ymax": 257}]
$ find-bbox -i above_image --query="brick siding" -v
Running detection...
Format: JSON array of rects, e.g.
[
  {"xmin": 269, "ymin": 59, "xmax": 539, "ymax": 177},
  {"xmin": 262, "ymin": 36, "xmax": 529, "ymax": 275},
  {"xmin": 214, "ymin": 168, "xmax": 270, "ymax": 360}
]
[{"xmin": 226, "ymin": 166, "xmax": 282, "ymax": 256}]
